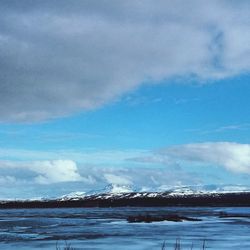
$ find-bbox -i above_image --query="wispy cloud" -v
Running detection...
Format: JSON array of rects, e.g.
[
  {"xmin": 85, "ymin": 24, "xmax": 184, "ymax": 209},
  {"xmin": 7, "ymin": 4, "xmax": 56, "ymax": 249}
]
[
  {"xmin": 173, "ymin": 97, "xmax": 200, "ymax": 105},
  {"xmin": 123, "ymin": 95, "xmax": 163, "ymax": 106},
  {"xmin": 202, "ymin": 124, "xmax": 250, "ymax": 134},
  {"xmin": 185, "ymin": 123, "xmax": 250, "ymax": 134},
  {"xmin": 0, "ymin": 148, "xmax": 148, "ymax": 165}
]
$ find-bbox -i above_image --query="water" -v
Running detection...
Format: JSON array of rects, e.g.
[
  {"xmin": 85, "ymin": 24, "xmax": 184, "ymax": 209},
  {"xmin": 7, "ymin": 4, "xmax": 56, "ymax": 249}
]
[{"xmin": 0, "ymin": 207, "xmax": 249, "ymax": 249}]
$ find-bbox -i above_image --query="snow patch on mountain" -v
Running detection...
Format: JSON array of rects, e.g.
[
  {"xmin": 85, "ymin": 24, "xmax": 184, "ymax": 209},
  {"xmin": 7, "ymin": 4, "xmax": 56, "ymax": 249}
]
[
  {"xmin": 165, "ymin": 184, "xmax": 250, "ymax": 196},
  {"xmin": 60, "ymin": 191, "xmax": 86, "ymax": 201}
]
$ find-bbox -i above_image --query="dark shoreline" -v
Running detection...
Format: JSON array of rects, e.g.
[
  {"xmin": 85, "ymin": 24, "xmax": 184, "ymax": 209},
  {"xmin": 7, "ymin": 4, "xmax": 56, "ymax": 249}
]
[{"xmin": 1, "ymin": 192, "xmax": 250, "ymax": 209}]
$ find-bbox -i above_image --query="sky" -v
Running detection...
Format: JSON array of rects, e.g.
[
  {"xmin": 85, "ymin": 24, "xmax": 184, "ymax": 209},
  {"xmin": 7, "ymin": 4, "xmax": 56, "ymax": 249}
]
[{"xmin": 0, "ymin": 0, "xmax": 250, "ymax": 199}]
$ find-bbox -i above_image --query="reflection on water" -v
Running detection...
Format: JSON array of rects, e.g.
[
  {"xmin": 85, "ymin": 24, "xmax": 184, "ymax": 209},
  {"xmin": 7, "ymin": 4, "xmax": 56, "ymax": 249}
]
[{"xmin": 0, "ymin": 207, "xmax": 249, "ymax": 249}]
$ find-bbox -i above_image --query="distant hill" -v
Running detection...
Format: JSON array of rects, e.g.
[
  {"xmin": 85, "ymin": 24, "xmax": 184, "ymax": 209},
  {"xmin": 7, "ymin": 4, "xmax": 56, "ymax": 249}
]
[{"xmin": 1, "ymin": 190, "xmax": 250, "ymax": 209}]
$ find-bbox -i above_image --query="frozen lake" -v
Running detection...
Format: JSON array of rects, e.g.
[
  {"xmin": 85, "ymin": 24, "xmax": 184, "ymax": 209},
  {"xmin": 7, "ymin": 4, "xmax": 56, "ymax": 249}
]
[{"xmin": 0, "ymin": 207, "xmax": 249, "ymax": 249}]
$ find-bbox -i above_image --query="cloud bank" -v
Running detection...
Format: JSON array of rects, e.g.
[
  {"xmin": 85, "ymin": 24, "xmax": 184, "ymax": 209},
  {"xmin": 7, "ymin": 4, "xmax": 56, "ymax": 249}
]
[
  {"xmin": 158, "ymin": 142, "xmax": 250, "ymax": 174},
  {"xmin": 0, "ymin": 142, "xmax": 250, "ymax": 198},
  {"xmin": 1, "ymin": 1, "xmax": 250, "ymax": 121},
  {"xmin": 0, "ymin": 158, "xmax": 198, "ymax": 198}
]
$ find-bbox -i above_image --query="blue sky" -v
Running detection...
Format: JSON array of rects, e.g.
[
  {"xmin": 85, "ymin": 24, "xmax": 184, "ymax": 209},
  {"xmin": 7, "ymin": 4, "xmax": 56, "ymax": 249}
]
[
  {"xmin": 0, "ymin": 1, "xmax": 250, "ymax": 198},
  {"xmin": 1, "ymin": 75, "xmax": 250, "ymax": 150}
]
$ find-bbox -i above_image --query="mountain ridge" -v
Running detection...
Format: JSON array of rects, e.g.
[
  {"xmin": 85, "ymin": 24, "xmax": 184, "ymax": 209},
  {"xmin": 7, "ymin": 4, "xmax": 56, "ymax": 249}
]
[
  {"xmin": 1, "ymin": 184, "xmax": 250, "ymax": 202},
  {"xmin": 58, "ymin": 184, "xmax": 250, "ymax": 201},
  {"xmin": 0, "ymin": 185, "xmax": 250, "ymax": 208}
]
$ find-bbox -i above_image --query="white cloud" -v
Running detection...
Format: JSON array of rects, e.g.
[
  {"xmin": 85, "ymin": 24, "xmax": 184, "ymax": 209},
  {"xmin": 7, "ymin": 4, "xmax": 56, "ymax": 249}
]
[
  {"xmin": 32, "ymin": 160, "xmax": 83, "ymax": 184},
  {"xmin": 158, "ymin": 142, "xmax": 250, "ymax": 174},
  {"xmin": 0, "ymin": 159, "xmax": 83, "ymax": 184},
  {"xmin": 1, "ymin": 1, "xmax": 250, "ymax": 121},
  {"xmin": 104, "ymin": 174, "xmax": 132, "ymax": 185}
]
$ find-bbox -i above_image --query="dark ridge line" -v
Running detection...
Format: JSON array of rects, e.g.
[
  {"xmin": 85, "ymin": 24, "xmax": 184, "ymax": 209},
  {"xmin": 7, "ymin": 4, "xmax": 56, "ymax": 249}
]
[{"xmin": 0, "ymin": 192, "xmax": 250, "ymax": 209}]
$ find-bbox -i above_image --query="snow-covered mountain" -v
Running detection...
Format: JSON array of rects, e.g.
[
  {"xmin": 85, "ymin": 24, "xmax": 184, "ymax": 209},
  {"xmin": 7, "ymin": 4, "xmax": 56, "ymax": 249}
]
[
  {"xmin": 58, "ymin": 184, "xmax": 136, "ymax": 201},
  {"xmin": 1, "ymin": 184, "xmax": 250, "ymax": 208},
  {"xmin": 57, "ymin": 184, "xmax": 250, "ymax": 201},
  {"xmin": 3, "ymin": 184, "xmax": 249, "ymax": 202},
  {"xmin": 157, "ymin": 184, "xmax": 250, "ymax": 195},
  {"xmin": 60, "ymin": 191, "xmax": 86, "ymax": 201}
]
